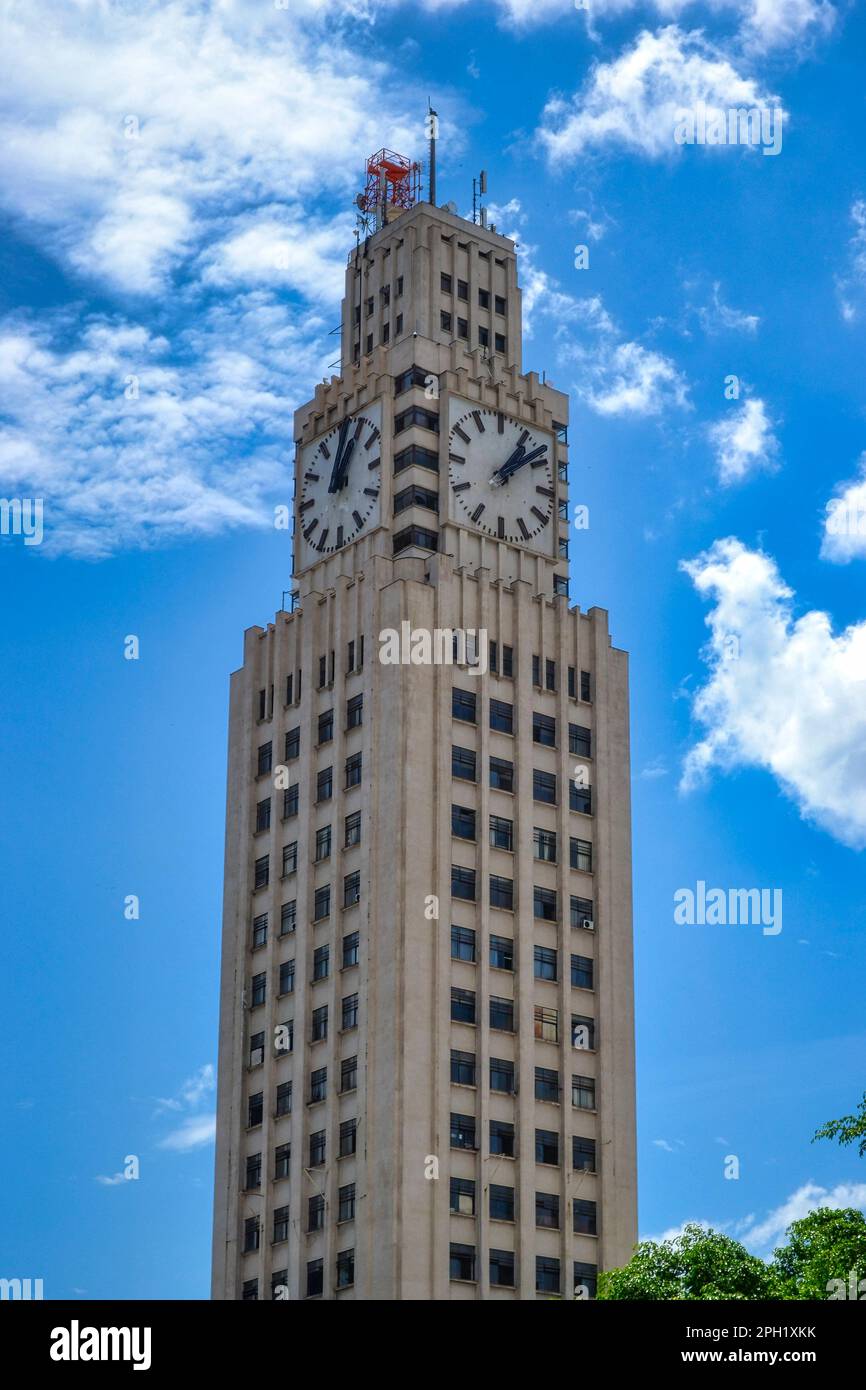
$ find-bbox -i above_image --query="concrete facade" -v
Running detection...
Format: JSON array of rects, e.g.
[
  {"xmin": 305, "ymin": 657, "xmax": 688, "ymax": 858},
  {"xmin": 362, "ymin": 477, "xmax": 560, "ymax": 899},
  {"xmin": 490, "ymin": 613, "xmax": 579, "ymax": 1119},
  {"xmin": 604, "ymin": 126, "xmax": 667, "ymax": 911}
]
[{"xmin": 212, "ymin": 195, "xmax": 637, "ymax": 1301}]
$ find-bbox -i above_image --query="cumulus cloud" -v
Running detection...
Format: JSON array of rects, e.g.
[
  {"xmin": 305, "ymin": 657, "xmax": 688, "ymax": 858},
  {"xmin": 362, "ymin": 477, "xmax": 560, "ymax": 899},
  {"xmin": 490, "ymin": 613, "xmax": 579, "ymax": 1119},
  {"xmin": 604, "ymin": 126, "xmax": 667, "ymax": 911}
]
[
  {"xmin": 158, "ymin": 1114, "xmax": 217, "ymax": 1153},
  {"xmin": 538, "ymin": 25, "xmax": 784, "ymax": 163},
  {"xmin": 708, "ymin": 396, "xmax": 778, "ymax": 484},
  {"xmin": 821, "ymin": 455, "xmax": 866, "ymax": 564},
  {"xmin": 681, "ymin": 538, "xmax": 866, "ymax": 848},
  {"xmin": 741, "ymin": 1181, "xmax": 866, "ymax": 1251}
]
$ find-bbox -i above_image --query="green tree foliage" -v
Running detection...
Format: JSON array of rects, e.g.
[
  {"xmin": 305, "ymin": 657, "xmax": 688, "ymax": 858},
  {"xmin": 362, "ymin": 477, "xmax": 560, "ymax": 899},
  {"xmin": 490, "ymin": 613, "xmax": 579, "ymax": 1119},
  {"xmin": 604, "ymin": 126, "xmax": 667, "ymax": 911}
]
[
  {"xmin": 813, "ymin": 1092, "xmax": 866, "ymax": 1159},
  {"xmin": 770, "ymin": 1207, "xmax": 866, "ymax": 1300},
  {"xmin": 597, "ymin": 1224, "xmax": 775, "ymax": 1300}
]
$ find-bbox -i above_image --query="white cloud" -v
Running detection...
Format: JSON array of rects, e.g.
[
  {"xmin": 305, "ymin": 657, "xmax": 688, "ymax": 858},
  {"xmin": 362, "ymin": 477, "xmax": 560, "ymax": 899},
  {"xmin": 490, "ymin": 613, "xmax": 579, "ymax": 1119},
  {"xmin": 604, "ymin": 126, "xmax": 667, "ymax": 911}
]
[
  {"xmin": 578, "ymin": 339, "xmax": 690, "ymax": 416},
  {"xmin": 708, "ymin": 396, "xmax": 778, "ymax": 484},
  {"xmin": 821, "ymin": 455, "xmax": 866, "ymax": 564},
  {"xmin": 156, "ymin": 1064, "xmax": 216, "ymax": 1114},
  {"xmin": 698, "ymin": 282, "xmax": 760, "ymax": 334},
  {"xmin": 836, "ymin": 200, "xmax": 866, "ymax": 322},
  {"xmin": 681, "ymin": 537, "xmax": 866, "ymax": 848},
  {"xmin": 200, "ymin": 209, "xmax": 354, "ymax": 302},
  {"xmin": 740, "ymin": 1181, "xmax": 866, "ymax": 1251},
  {"xmin": 158, "ymin": 1114, "xmax": 216, "ymax": 1153},
  {"xmin": 95, "ymin": 1172, "xmax": 130, "ymax": 1187},
  {"xmin": 538, "ymin": 25, "xmax": 784, "ymax": 164}
]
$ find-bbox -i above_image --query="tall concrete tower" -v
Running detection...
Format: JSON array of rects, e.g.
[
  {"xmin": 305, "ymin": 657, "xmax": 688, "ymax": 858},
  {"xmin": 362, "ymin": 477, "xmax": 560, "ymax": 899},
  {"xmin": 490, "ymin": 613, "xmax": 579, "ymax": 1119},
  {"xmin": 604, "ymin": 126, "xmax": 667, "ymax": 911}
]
[{"xmin": 212, "ymin": 149, "xmax": 637, "ymax": 1301}]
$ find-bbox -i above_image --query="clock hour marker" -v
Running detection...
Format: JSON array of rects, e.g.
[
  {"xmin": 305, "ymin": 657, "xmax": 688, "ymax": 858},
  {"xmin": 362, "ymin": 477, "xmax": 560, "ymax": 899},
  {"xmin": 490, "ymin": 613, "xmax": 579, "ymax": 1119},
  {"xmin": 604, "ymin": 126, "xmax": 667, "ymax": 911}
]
[
  {"xmin": 353, "ymin": 418, "xmax": 365, "ymax": 440},
  {"xmin": 368, "ymin": 457, "xmax": 380, "ymax": 470},
  {"xmin": 517, "ymin": 517, "xmax": 530, "ymax": 540},
  {"xmin": 535, "ymin": 485, "xmax": 554, "ymax": 498},
  {"xmin": 453, "ymin": 482, "xmax": 471, "ymax": 492},
  {"xmin": 472, "ymin": 411, "xmax": 485, "ymax": 433},
  {"xmin": 497, "ymin": 412, "xmax": 504, "ymax": 434},
  {"xmin": 303, "ymin": 519, "xmax": 319, "ymax": 539},
  {"xmin": 363, "ymin": 487, "xmax": 378, "ymax": 497},
  {"xmin": 320, "ymin": 442, "xmax": 331, "ymax": 459},
  {"xmin": 352, "ymin": 510, "xmax": 364, "ymax": 529},
  {"xmin": 336, "ymin": 525, "xmax": 344, "ymax": 548},
  {"xmin": 449, "ymin": 453, "xmax": 466, "ymax": 465},
  {"xmin": 531, "ymin": 506, "xmax": 550, "ymax": 526},
  {"xmin": 518, "ymin": 429, "xmax": 530, "ymax": 448},
  {"xmin": 471, "ymin": 503, "xmax": 485, "ymax": 522},
  {"xmin": 497, "ymin": 516, "xmax": 505, "ymax": 538},
  {"xmin": 316, "ymin": 529, "xmax": 329, "ymax": 552},
  {"xmin": 453, "ymin": 425, "xmax": 470, "ymax": 444},
  {"xmin": 305, "ymin": 471, "xmax": 320, "ymax": 482},
  {"xmin": 365, "ymin": 429, "xmax": 380, "ymax": 450},
  {"xmin": 531, "ymin": 454, "xmax": 548, "ymax": 468},
  {"xmin": 300, "ymin": 499, "xmax": 315, "ymax": 512}
]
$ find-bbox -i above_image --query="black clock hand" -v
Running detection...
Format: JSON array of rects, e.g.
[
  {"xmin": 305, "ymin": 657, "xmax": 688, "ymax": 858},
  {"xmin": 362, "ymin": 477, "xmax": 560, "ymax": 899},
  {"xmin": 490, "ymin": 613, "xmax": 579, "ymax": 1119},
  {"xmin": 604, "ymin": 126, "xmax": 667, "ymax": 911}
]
[
  {"xmin": 335, "ymin": 437, "xmax": 356, "ymax": 492},
  {"xmin": 493, "ymin": 444, "xmax": 548, "ymax": 486},
  {"xmin": 490, "ymin": 444, "xmax": 526, "ymax": 487},
  {"xmin": 328, "ymin": 418, "xmax": 352, "ymax": 494}
]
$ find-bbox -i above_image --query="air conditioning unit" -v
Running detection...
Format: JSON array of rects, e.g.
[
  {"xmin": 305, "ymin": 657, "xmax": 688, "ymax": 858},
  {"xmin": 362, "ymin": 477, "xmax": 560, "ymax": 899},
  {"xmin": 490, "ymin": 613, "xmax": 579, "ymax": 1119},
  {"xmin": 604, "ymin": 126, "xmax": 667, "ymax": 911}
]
[{"xmin": 582, "ymin": 918, "xmax": 594, "ymax": 932}]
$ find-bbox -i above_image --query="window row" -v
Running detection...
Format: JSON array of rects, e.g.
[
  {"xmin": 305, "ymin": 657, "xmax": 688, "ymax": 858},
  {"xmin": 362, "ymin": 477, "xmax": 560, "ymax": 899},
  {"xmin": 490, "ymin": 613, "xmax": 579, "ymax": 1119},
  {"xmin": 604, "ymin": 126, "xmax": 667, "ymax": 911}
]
[
  {"xmin": 253, "ymin": 851, "xmax": 363, "ymax": 898},
  {"xmin": 450, "ymin": 1247, "xmax": 597, "ymax": 1297},
  {"xmin": 451, "ymin": 1115, "xmax": 596, "ymax": 1161},
  {"xmin": 452, "ymin": 750, "xmax": 593, "ymax": 814},
  {"xmin": 451, "ymin": 869, "xmax": 595, "ymax": 925},
  {"xmin": 450, "ymin": 992, "xmax": 597, "ymax": 1050},
  {"xmin": 453, "ymin": 810, "xmax": 592, "ymax": 870},
  {"xmin": 449, "ymin": 1177, "xmax": 597, "ymax": 1234},
  {"xmin": 241, "ymin": 1248, "xmax": 355, "ymax": 1299},
  {"xmin": 453, "ymin": 689, "xmax": 591, "ymax": 756}
]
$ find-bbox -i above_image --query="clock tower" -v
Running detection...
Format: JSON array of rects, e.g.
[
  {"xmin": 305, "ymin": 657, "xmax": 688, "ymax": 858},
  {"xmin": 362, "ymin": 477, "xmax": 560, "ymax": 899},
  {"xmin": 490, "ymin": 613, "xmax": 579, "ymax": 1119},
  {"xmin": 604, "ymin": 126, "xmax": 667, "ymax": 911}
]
[{"xmin": 213, "ymin": 147, "xmax": 637, "ymax": 1301}]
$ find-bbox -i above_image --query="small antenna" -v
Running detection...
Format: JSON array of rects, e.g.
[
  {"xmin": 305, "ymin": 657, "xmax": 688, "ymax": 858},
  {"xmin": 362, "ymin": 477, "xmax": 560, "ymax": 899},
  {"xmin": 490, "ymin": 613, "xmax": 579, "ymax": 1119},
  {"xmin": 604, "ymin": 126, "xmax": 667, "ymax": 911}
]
[
  {"xmin": 426, "ymin": 103, "xmax": 439, "ymax": 206},
  {"xmin": 472, "ymin": 169, "xmax": 488, "ymax": 226}
]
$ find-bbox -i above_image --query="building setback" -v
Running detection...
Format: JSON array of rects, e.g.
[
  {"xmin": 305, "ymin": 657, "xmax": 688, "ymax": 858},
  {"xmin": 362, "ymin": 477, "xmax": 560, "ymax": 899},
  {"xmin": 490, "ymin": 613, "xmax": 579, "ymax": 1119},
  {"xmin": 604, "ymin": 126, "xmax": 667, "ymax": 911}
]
[{"xmin": 212, "ymin": 170, "xmax": 637, "ymax": 1301}]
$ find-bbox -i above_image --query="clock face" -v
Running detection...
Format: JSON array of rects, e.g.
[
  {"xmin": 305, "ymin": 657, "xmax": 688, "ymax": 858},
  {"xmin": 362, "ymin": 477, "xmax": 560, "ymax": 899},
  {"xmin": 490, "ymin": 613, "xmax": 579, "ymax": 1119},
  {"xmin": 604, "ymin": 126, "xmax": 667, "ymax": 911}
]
[
  {"xmin": 297, "ymin": 401, "xmax": 382, "ymax": 567},
  {"xmin": 447, "ymin": 401, "xmax": 555, "ymax": 549}
]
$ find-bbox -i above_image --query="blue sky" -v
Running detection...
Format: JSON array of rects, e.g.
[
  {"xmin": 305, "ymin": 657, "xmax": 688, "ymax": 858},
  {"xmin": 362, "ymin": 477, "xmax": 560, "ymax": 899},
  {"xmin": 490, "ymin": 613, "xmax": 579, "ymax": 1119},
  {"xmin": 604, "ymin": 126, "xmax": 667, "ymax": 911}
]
[{"xmin": 1, "ymin": 0, "xmax": 865, "ymax": 1298}]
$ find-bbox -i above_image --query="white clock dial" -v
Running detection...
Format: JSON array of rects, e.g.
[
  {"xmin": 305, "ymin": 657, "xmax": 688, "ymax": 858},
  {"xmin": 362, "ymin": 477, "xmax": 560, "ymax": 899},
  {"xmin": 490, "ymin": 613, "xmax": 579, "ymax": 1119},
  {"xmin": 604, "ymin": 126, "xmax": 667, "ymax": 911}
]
[
  {"xmin": 447, "ymin": 403, "xmax": 554, "ymax": 548},
  {"xmin": 298, "ymin": 402, "xmax": 382, "ymax": 566}
]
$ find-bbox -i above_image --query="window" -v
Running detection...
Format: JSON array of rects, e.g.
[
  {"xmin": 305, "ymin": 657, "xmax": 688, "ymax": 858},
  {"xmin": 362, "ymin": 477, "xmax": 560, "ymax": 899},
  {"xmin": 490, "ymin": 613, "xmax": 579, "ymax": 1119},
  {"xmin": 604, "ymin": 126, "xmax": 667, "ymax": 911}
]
[
  {"xmin": 489, "ymin": 874, "xmax": 513, "ymax": 910},
  {"xmin": 457, "ymin": 279, "xmax": 468, "ymax": 301},
  {"xmin": 490, "ymin": 1057, "xmax": 515, "ymax": 1094},
  {"xmin": 365, "ymin": 296, "xmax": 374, "ymax": 316},
  {"xmin": 580, "ymin": 669, "xmax": 592, "ymax": 702},
  {"xmin": 489, "ymin": 995, "xmax": 514, "ymax": 1032},
  {"xmin": 478, "ymin": 288, "xmax": 490, "ymax": 308},
  {"xmin": 309, "ymin": 1066, "xmax": 327, "ymax": 1103},
  {"xmin": 337, "ymin": 1182, "xmax": 356, "ymax": 1225},
  {"xmin": 555, "ymin": 573, "xmax": 569, "ymax": 598},
  {"xmin": 309, "ymin": 1189, "xmax": 326, "ymax": 1234},
  {"xmin": 450, "ymin": 1113, "xmax": 476, "ymax": 1150},
  {"xmin": 272, "ymin": 1204, "xmax": 289, "ymax": 1243},
  {"xmin": 452, "ymin": 804, "xmax": 476, "ymax": 841},
  {"xmin": 573, "ymin": 1074, "xmax": 596, "ymax": 1110},
  {"xmin": 346, "ymin": 693, "xmax": 363, "ymax": 729},
  {"xmin": 274, "ymin": 1142, "xmax": 291, "ymax": 1180},
  {"xmin": 311, "ymin": 1005, "xmax": 328, "ymax": 1043},
  {"xmin": 342, "ymin": 993, "xmax": 359, "ymax": 1030},
  {"xmin": 450, "ymin": 987, "xmax": 476, "ymax": 1024},
  {"xmin": 569, "ymin": 723, "xmax": 592, "ymax": 757},
  {"xmin": 490, "ymin": 1184, "xmax": 515, "ymax": 1221},
  {"xmin": 534, "ymin": 944, "xmax": 558, "ymax": 981},
  {"xmin": 254, "ymin": 855, "xmax": 269, "ymax": 890},
  {"xmin": 452, "ymin": 687, "xmax": 477, "ymax": 723},
  {"xmin": 490, "ymin": 1120, "xmax": 515, "ymax": 1157},
  {"xmin": 546, "ymin": 659, "xmax": 556, "ymax": 692},
  {"xmin": 243, "ymin": 1216, "xmax": 260, "ymax": 1253},
  {"xmin": 283, "ymin": 784, "xmax": 298, "ymax": 819},
  {"xmin": 534, "ymin": 886, "xmax": 558, "ymax": 923},
  {"xmin": 536, "ymin": 1192, "xmax": 560, "ymax": 1229},
  {"xmin": 452, "ymin": 745, "xmax": 476, "ymax": 782},
  {"xmin": 395, "ymin": 313, "xmax": 403, "ymax": 335},
  {"xmin": 339, "ymin": 1118, "xmax": 357, "ymax": 1157},
  {"xmin": 280, "ymin": 900, "xmax": 296, "ymax": 936},
  {"xmin": 571, "ymin": 954, "xmax": 594, "ymax": 990},
  {"xmin": 306, "ymin": 1260, "xmax": 324, "ymax": 1298},
  {"xmin": 270, "ymin": 1270, "xmax": 287, "ymax": 1299},
  {"xmin": 570, "ymin": 838, "xmax": 593, "ymax": 873},
  {"xmin": 450, "ymin": 1243, "xmax": 476, "ymax": 1282},
  {"xmin": 313, "ymin": 886, "xmax": 330, "ymax": 921},
  {"xmin": 397, "ymin": 275, "xmax": 404, "ymax": 296},
  {"xmin": 451, "ymin": 865, "xmax": 476, "ymax": 901},
  {"xmin": 574, "ymin": 1198, "xmax": 598, "ymax": 1236},
  {"xmin": 251, "ymin": 971, "xmax": 266, "ymax": 1007},
  {"xmin": 536, "ymin": 1129, "xmax": 560, "ymax": 1166},
  {"xmin": 316, "ymin": 767, "xmax": 333, "ymax": 802},
  {"xmin": 343, "ymin": 870, "xmax": 361, "ymax": 907},
  {"xmin": 282, "ymin": 843, "xmax": 298, "ymax": 877},
  {"xmin": 490, "ymin": 1250, "xmax": 515, "ymax": 1288},
  {"xmin": 570, "ymin": 783, "xmax": 592, "ymax": 815},
  {"xmin": 502, "ymin": 645, "xmax": 513, "ymax": 677},
  {"xmin": 534, "ymin": 827, "xmax": 557, "ymax": 863},
  {"xmin": 318, "ymin": 655, "xmax": 327, "ymax": 689},
  {"xmin": 450, "ymin": 1176, "xmax": 476, "ymax": 1216},
  {"xmin": 245, "ymin": 1152, "xmax": 262, "ymax": 1190},
  {"xmin": 313, "ymin": 944, "xmax": 329, "ymax": 981},
  {"xmin": 395, "ymin": 405, "xmax": 439, "ymax": 435},
  {"xmin": 534, "ymin": 1006, "xmax": 559, "ymax": 1043},
  {"xmin": 440, "ymin": 309, "xmax": 452, "ymax": 332},
  {"xmin": 441, "ymin": 271, "xmax": 452, "ymax": 292},
  {"xmin": 242, "ymin": 1279, "xmax": 258, "ymax": 1301},
  {"xmin": 315, "ymin": 826, "xmax": 331, "ymax": 862},
  {"xmin": 573, "ymin": 1136, "xmax": 596, "ymax": 1172},
  {"xmin": 574, "ymin": 1261, "xmax": 598, "ymax": 1300},
  {"xmin": 382, "ymin": 321, "xmax": 390, "ymax": 344},
  {"xmin": 345, "ymin": 810, "xmax": 362, "ymax": 848},
  {"xmin": 535, "ymin": 1066, "xmax": 559, "ymax": 1103},
  {"xmin": 571, "ymin": 896, "xmax": 594, "ymax": 931},
  {"xmin": 285, "ymin": 727, "xmax": 300, "ymax": 760},
  {"xmin": 479, "ymin": 326, "xmax": 490, "ymax": 349},
  {"xmin": 318, "ymin": 709, "xmax": 334, "ymax": 743},
  {"xmin": 489, "ymin": 698, "xmax": 513, "ymax": 733},
  {"xmin": 276, "ymin": 1079, "xmax": 292, "ymax": 1115},
  {"xmin": 532, "ymin": 655, "xmax": 541, "ymax": 687},
  {"xmin": 345, "ymin": 752, "xmax": 362, "ymax": 788},
  {"xmin": 451, "ymin": 1049, "xmax": 476, "ymax": 1086},
  {"xmin": 249, "ymin": 1030, "xmax": 265, "ymax": 1067},
  {"xmin": 256, "ymin": 798, "xmax": 271, "ymax": 833},
  {"xmin": 340, "ymin": 1056, "xmax": 358, "ymax": 1094},
  {"xmin": 335, "ymin": 1247, "xmax": 355, "ymax": 1289},
  {"xmin": 489, "ymin": 757, "xmax": 514, "ymax": 792},
  {"xmin": 394, "ymin": 482, "xmax": 438, "ymax": 515},
  {"xmin": 394, "ymin": 365, "xmax": 431, "ymax": 396},
  {"xmin": 257, "ymin": 742, "xmax": 272, "ymax": 776},
  {"xmin": 572, "ymin": 1013, "xmax": 596, "ymax": 1050},
  {"xmin": 394, "ymin": 444, "xmax": 439, "ymax": 474},
  {"xmin": 489, "ymin": 815, "xmax": 513, "ymax": 852},
  {"xmin": 309, "ymin": 1130, "xmax": 326, "ymax": 1167},
  {"xmin": 451, "ymin": 924, "xmax": 476, "ymax": 962},
  {"xmin": 495, "ymin": 294, "xmax": 506, "ymax": 315},
  {"xmin": 533, "ymin": 770, "xmax": 557, "ymax": 804},
  {"xmin": 567, "ymin": 666, "xmax": 576, "ymax": 699},
  {"xmin": 490, "ymin": 935, "xmax": 514, "ymax": 971},
  {"xmin": 252, "ymin": 912, "xmax": 268, "ymax": 949},
  {"xmin": 278, "ymin": 959, "xmax": 295, "ymax": 996},
  {"xmin": 457, "ymin": 317, "xmax": 468, "ymax": 339},
  {"xmin": 536, "ymin": 1256, "xmax": 560, "ymax": 1295},
  {"xmin": 533, "ymin": 712, "xmax": 556, "ymax": 747},
  {"xmin": 495, "ymin": 333, "xmax": 506, "ymax": 353},
  {"xmin": 342, "ymin": 930, "xmax": 360, "ymax": 968},
  {"xmin": 248, "ymin": 1092, "xmax": 263, "ymax": 1128}
]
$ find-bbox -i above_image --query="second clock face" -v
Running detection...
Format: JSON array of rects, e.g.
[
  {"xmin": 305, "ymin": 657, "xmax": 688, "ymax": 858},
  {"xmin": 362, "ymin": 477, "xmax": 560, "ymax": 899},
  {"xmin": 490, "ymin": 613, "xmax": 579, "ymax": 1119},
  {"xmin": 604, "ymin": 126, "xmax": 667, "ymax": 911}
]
[
  {"xmin": 447, "ymin": 401, "xmax": 555, "ymax": 549},
  {"xmin": 297, "ymin": 401, "xmax": 382, "ymax": 568}
]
